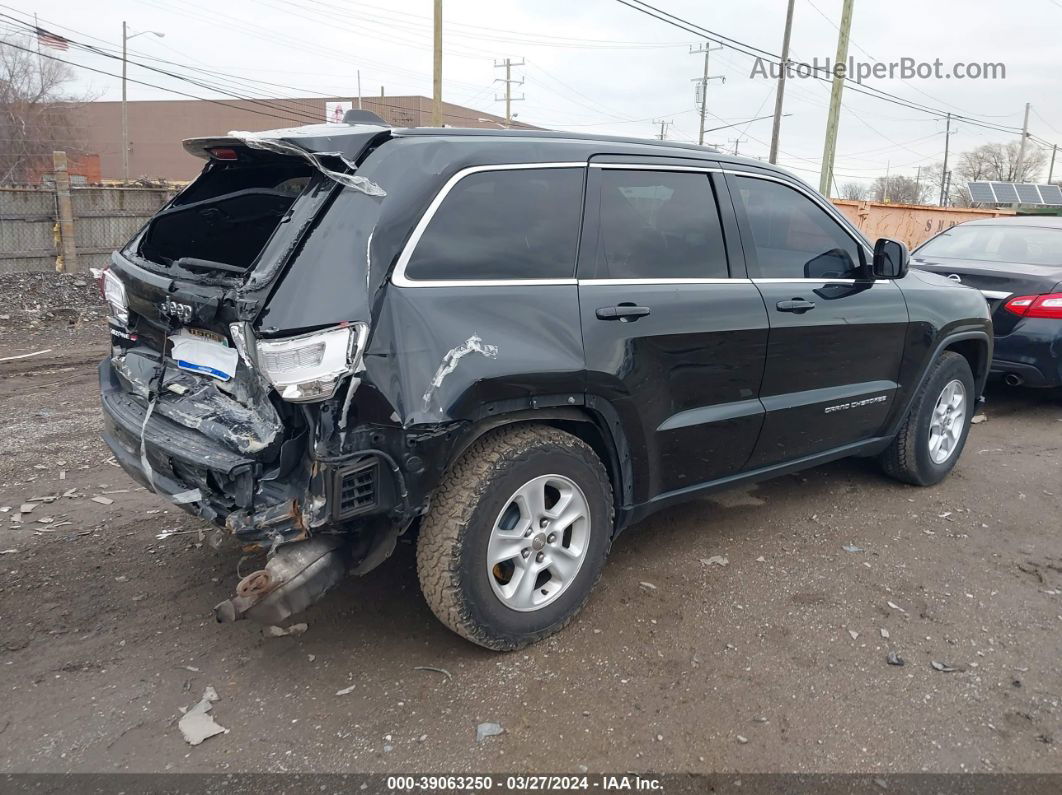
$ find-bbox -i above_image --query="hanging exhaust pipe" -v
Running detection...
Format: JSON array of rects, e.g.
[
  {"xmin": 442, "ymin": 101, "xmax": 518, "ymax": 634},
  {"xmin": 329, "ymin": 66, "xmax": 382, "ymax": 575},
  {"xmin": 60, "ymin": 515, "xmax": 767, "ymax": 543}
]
[
  {"xmin": 213, "ymin": 535, "xmax": 348, "ymax": 625},
  {"xmin": 1004, "ymin": 373, "xmax": 1024, "ymax": 387}
]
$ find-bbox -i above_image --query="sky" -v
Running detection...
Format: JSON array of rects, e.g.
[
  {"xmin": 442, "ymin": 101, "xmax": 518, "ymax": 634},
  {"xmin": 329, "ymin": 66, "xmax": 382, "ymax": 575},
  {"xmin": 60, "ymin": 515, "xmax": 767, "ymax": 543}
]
[{"xmin": 4, "ymin": 0, "xmax": 1061, "ymax": 189}]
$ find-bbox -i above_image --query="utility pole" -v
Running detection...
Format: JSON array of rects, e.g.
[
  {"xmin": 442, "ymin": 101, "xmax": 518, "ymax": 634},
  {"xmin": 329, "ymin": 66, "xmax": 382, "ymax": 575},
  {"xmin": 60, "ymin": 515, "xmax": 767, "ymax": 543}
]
[
  {"xmin": 769, "ymin": 0, "xmax": 796, "ymax": 164},
  {"xmin": 729, "ymin": 137, "xmax": 749, "ymax": 156},
  {"xmin": 939, "ymin": 112, "xmax": 952, "ymax": 207},
  {"xmin": 915, "ymin": 165, "xmax": 923, "ymax": 204},
  {"xmin": 356, "ymin": 70, "xmax": 362, "ymax": 109},
  {"xmin": 432, "ymin": 0, "xmax": 442, "ymax": 126},
  {"xmin": 121, "ymin": 22, "xmax": 163, "ymax": 183},
  {"xmin": 690, "ymin": 42, "xmax": 724, "ymax": 146},
  {"xmin": 1049, "ymin": 144, "xmax": 1058, "ymax": 184},
  {"xmin": 818, "ymin": 0, "xmax": 854, "ymax": 196},
  {"xmin": 1015, "ymin": 101, "xmax": 1031, "ymax": 181},
  {"xmin": 494, "ymin": 58, "xmax": 525, "ymax": 126},
  {"xmin": 883, "ymin": 160, "xmax": 891, "ymax": 203},
  {"xmin": 122, "ymin": 21, "xmax": 128, "ymax": 183},
  {"xmin": 653, "ymin": 119, "xmax": 673, "ymax": 140}
]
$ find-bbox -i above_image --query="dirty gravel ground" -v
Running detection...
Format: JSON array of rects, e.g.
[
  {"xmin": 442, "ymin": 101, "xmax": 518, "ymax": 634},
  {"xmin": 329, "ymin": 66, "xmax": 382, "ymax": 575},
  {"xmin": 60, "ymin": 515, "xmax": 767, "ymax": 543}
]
[{"xmin": 0, "ymin": 275, "xmax": 1059, "ymax": 774}]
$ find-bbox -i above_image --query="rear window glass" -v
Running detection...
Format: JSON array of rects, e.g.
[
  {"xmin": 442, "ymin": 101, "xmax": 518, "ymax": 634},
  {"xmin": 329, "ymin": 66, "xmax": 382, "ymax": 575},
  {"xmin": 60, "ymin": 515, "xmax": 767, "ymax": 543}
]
[
  {"xmin": 404, "ymin": 168, "xmax": 584, "ymax": 281},
  {"xmin": 916, "ymin": 225, "xmax": 1062, "ymax": 267},
  {"xmin": 587, "ymin": 170, "xmax": 728, "ymax": 279}
]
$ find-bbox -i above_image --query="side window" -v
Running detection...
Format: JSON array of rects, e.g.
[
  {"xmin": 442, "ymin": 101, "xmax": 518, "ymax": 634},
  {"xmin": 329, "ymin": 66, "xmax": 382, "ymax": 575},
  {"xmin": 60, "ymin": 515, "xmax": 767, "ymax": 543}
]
[
  {"xmin": 404, "ymin": 167, "xmax": 583, "ymax": 281},
  {"xmin": 587, "ymin": 170, "xmax": 729, "ymax": 279},
  {"xmin": 732, "ymin": 175, "xmax": 864, "ymax": 279}
]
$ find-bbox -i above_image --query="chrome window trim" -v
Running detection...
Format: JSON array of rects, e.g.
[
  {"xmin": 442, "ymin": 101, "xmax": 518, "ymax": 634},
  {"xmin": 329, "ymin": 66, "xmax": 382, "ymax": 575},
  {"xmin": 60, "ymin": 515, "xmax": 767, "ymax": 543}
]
[
  {"xmin": 590, "ymin": 162, "xmax": 722, "ymax": 174},
  {"xmin": 579, "ymin": 278, "xmax": 752, "ymax": 285},
  {"xmin": 391, "ymin": 162, "xmax": 587, "ymax": 288},
  {"xmin": 722, "ymin": 168, "xmax": 875, "ymax": 261},
  {"xmin": 980, "ymin": 289, "xmax": 1012, "ymax": 299}
]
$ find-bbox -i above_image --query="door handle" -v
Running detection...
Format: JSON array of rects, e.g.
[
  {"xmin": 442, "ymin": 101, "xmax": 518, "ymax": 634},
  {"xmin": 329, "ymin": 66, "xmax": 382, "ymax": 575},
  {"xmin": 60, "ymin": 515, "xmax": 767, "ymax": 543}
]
[
  {"xmin": 776, "ymin": 298, "xmax": 816, "ymax": 313},
  {"xmin": 596, "ymin": 304, "xmax": 651, "ymax": 321}
]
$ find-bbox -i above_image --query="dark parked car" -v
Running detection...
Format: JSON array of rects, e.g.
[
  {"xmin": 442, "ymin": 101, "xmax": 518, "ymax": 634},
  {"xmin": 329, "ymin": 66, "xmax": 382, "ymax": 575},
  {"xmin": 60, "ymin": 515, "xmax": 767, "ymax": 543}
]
[
  {"xmin": 912, "ymin": 217, "xmax": 1062, "ymax": 388},
  {"xmin": 97, "ymin": 116, "xmax": 992, "ymax": 649}
]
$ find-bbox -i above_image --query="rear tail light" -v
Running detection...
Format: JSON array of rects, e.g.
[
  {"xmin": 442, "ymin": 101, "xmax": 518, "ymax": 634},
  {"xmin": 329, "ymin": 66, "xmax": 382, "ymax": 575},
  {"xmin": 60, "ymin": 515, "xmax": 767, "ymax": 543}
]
[
  {"xmin": 1004, "ymin": 293, "xmax": 1062, "ymax": 319},
  {"xmin": 92, "ymin": 267, "xmax": 129, "ymax": 326},
  {"xmin": 230, "ymin": 322, "xmax": 369, "ymax": 402}
]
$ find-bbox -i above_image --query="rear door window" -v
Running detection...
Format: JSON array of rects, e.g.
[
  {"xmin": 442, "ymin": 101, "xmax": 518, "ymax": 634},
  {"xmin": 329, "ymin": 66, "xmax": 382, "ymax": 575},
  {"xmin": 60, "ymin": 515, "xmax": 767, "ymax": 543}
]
[
  {"xmin": 404, "ymin": 167, "xmax": 584, "ymax": 281},
  {"xmin": 731, "ymin": 175, "xmax": 864, "ymax": 279},
  {"xmin": 585, "ymin": 169, "xmax": 729, "ymax": 279}
]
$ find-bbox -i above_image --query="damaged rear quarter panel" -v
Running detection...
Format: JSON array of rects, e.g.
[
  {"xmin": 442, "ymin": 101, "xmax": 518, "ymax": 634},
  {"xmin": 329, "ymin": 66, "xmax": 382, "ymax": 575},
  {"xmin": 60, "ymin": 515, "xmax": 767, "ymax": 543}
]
[{"xmin": 365, "ymin": 284, "xmax": 586, "ymax": 427}]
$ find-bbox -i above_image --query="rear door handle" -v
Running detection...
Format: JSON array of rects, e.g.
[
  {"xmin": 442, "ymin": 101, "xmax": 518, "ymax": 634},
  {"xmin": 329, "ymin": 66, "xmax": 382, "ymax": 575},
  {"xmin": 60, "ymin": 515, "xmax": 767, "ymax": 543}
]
[
  {"xmin": 596, "ymin": 304, "xmax": 651, "ymax": 321},
  {"xmin": 776, "ymin": 298, "xmax": 816, "ymax": 313}
]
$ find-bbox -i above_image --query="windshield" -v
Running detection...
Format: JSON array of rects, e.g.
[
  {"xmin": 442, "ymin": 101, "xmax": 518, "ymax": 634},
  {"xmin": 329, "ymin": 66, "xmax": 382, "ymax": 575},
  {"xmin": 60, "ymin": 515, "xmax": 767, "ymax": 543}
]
[{"xmin": 916, "ymin": 224, "xmax": 1062, "ymax": 266}]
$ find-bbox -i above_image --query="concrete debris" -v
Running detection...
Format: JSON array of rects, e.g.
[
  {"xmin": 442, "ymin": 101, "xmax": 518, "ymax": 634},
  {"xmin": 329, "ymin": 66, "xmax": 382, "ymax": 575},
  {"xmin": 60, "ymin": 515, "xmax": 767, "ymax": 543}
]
[
  {"xmin": 971, "ymin": 414, "xmax": 987, "ymax": 424},
  {"xmin": 886, "ymin": 651, "xmax": 905, "ymax": 666},
  {"xmin": 880, "ymin": 628, "xmax": 890, "ymax": 639},
  {"xmin": 701, "ymin": 556, "xmax": 729, "ymax": 567},
  {"xmin": 178, "ymin": 686, "xmax": 228, "ymax": 746},
  {"xmin": 336, "ymin": 685, "xmax": 356, "ymax": 696},
  {"xmin": 91, "ymin": 496, "xmax": 114, "ymax": 506},
  {"xmin": 19, "ymin": 503, "xmax": 37, "ymax": 514},
  {"xmin": 736, "ymin": 735, "xmax": 749, "ymax": 744},
  {"xmin": 755, "ymin": 556, "xmax": 766, "ymax": 563},
  {"xmin": 930, "ymin": 661, "xmax": 963, "ymax": 673},
  {"xmin": 842, "ymin": 544, "xmax": 864, "ymax": 553},
  {"xmin": 265, "ymin": 623, "xmax": 308, "ymax": 638},
  {"xmin": 848, "ymin": 629, "xmax": 860, "ymax": 640},
  {"xmin": 476, "ymin": 722, "xmax": 504, "ymax": 742}
]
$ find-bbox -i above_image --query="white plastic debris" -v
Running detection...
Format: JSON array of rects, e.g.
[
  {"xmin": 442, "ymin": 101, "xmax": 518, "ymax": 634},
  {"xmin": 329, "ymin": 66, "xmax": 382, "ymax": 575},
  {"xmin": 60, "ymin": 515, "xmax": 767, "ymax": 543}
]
[
  {"xmin": 476, "ymin": 722, "xmax": 504, "ymax": 742},
  {"xmin": 842, "ymin": 544, "xmax": 864, "ymax": 553},
  {"xmin": 91, "ymin": 496, "xmax": 114, "ymax": 506},
  {"xmin": 266, "ymin": 623, "xmax": 308, "ymax": 638},
  {"xmin": 701, "ymin": 556, "xmax": 729, "ymax": 567},
  {"xmin": 336, "ymin": 685, "xmax": 356, "ymax": 696},
  {"xmin": 178, "ymin": 686, "xmax": 229, "ymax": 746}
]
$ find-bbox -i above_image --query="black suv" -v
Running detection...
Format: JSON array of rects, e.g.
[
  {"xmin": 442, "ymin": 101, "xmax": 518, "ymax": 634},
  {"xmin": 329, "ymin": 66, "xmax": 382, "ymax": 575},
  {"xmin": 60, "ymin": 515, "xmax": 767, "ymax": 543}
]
[{"xmin": 98, "ymin": 116, "xmax": 992, "ymax": 649}]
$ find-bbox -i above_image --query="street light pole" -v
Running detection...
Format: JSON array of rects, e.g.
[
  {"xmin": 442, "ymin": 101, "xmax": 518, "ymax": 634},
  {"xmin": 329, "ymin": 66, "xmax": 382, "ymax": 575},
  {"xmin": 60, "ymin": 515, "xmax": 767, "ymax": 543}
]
[{"xmin": 121, "ymin": 23, "xmax": 164, "ymax": 183}]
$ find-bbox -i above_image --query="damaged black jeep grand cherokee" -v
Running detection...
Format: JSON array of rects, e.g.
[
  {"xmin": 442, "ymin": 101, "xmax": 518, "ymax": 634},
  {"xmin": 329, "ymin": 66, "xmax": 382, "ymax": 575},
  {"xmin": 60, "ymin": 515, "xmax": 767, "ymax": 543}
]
[{"xmin": 99, "ymin": 114, "xmax": 992, "ymax": 650}]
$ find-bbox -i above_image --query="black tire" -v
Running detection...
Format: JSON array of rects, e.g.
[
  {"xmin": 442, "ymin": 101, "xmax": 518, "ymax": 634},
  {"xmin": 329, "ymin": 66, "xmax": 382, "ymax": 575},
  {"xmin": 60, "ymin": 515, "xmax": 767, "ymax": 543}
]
[
  {"xmin": 416, "ymin": 425, "xmax": 613, "ymax": 651},
  {"xmin": 881, "ymin": 351, "xmax": 976, "ymax": 486}
]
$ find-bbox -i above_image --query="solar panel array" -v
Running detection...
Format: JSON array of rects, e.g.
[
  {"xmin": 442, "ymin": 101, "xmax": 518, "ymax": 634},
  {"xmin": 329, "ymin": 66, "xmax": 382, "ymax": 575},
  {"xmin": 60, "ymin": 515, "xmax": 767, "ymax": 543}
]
[{"xmin": 967, "ymin": 181, "xmax": 1062, "ymax": 205}]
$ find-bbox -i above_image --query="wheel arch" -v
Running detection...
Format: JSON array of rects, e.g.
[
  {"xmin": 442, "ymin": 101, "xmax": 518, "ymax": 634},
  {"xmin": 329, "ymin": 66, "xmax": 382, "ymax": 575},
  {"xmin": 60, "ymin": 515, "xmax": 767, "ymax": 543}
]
[{"xmin": 446, "ymin": 405, "xmax": 633, "ymax": 533}]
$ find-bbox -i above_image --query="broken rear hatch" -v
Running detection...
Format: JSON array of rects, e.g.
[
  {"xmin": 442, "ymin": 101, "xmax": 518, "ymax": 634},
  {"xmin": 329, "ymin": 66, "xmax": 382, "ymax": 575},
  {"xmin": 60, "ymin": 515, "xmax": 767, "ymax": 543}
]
[{"xmin": 100, "ymin": 124, "xmax": 388, "ymax": 533}]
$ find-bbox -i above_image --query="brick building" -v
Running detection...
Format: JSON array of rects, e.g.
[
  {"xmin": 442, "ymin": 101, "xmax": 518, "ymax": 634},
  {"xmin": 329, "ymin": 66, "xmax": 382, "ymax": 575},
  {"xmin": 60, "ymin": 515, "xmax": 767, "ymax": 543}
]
[{"xmin": 68, "ymin": 95, "xmax": 538, "ymax": 182}]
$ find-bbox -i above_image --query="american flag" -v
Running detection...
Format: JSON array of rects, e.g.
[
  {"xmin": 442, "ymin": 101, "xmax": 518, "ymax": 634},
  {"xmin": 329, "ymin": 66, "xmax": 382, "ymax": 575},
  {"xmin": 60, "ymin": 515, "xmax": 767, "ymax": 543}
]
[{"xmin": 35, "ymin": 28, "xmax": 69, "ymax": 51}]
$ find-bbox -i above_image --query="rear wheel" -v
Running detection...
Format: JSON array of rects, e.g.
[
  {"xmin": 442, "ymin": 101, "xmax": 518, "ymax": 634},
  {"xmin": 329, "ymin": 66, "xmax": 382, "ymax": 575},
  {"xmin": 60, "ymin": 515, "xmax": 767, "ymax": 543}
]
[
  {"xmin": 881, "ymin": 351, "xmax": 975, "ymax": 486},
  {"xmin": 416, "ymin": 425, "xmax": 613, "ymax": 650}
]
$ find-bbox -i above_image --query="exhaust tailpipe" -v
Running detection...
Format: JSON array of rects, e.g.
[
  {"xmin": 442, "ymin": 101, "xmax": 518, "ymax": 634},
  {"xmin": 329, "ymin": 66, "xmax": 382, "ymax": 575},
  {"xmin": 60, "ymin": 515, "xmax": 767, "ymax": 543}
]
[
  {"xmin": 1004, "ymin": 373, "xmax": 1024, "ymax": 387},
  {"xmin": 214, "ymin": 536, "xmax": 348, "ymax": 625}
]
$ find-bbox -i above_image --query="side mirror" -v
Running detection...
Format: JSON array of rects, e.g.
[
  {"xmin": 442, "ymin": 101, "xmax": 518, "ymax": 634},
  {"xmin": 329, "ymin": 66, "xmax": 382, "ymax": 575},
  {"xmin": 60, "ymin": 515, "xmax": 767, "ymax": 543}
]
[{"xmin": 872, "ymin": 238, "xmax": 909, "ymax": 279}]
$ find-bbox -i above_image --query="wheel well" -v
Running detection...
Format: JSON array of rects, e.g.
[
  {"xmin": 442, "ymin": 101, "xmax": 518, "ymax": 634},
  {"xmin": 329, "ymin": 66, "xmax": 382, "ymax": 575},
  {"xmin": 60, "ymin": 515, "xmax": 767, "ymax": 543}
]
[
  {"xmin": 943, "ymin": 338, "xmax": 988, "ymax": 387},
  {"xmin": 449, "ymin": 410, "xmax": 627, "ymax": 525}
]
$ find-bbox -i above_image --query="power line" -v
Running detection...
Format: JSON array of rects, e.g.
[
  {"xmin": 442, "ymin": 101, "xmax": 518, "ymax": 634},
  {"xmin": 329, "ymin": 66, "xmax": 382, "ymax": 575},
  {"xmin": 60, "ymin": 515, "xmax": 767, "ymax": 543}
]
[{"xmin": 612, "ymin": 0, "xmax": 1034, "ymax": 139}]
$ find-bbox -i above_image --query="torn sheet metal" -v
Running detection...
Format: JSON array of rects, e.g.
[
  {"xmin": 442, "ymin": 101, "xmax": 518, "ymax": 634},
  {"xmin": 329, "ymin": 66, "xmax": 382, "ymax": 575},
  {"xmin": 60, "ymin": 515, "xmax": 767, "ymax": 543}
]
[
  {"xmin": 227, "ymin": 130, "xmax": 386, "ymax": 196},
  {"xmin": 422, "ymin": 335, "xmax": 499, "ymax": 409}
]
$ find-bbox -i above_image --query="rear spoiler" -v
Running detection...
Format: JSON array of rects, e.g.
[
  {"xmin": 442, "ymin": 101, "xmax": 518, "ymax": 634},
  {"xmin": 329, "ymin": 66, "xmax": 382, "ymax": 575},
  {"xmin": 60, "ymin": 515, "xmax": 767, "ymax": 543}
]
[{"xmin": 182, "ymin": 125, "xmax": 391, "ymax": 196}]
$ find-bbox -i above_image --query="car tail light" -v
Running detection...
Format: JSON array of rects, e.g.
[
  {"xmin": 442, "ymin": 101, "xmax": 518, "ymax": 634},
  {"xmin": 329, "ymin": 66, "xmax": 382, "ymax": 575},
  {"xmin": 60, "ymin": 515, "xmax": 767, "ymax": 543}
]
[
  {"xmin": 93, "ymin": 267, "xmax": 129, "ymax": 326},
  {"xmin": 1004, "ymin": 293, "xmax": 1062, "ymax": 318},
  {"xmin": 231, "ymin": 322, "xmax": 368, "ymax": 402}
]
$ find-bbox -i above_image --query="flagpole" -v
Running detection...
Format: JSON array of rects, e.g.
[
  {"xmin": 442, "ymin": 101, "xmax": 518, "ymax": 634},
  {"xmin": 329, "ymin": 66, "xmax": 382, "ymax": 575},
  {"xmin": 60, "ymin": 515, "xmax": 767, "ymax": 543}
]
[{"xmin": 34, "ymin": 13, "xmax": 46, "ymax": 91}]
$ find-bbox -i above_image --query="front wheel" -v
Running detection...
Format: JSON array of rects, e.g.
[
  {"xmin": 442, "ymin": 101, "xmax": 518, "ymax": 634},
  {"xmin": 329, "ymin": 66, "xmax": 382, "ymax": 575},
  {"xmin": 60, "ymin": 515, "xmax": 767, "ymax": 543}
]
[
  {"xmin": 416, "ymin": 425, "xmax": 614, "ymax": 650},
  {"xmin": 881, "ymin": 351, "xmax": 975, "ymax": 486}
]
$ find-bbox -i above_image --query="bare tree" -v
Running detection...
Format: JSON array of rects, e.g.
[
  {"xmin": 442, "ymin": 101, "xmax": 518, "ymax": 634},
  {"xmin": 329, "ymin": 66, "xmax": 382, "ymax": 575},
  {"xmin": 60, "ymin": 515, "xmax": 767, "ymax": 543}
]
[
  {"xmin": 870, "ymin": 175, "xmax": 926, "ymax": 205},
  {"xmin": 0, "ymin": 35, "xmax": 88, "ymax": 184},
  {"xmin": 839, "ymin": 181, "xmax": 868, "ymax": 200}
]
